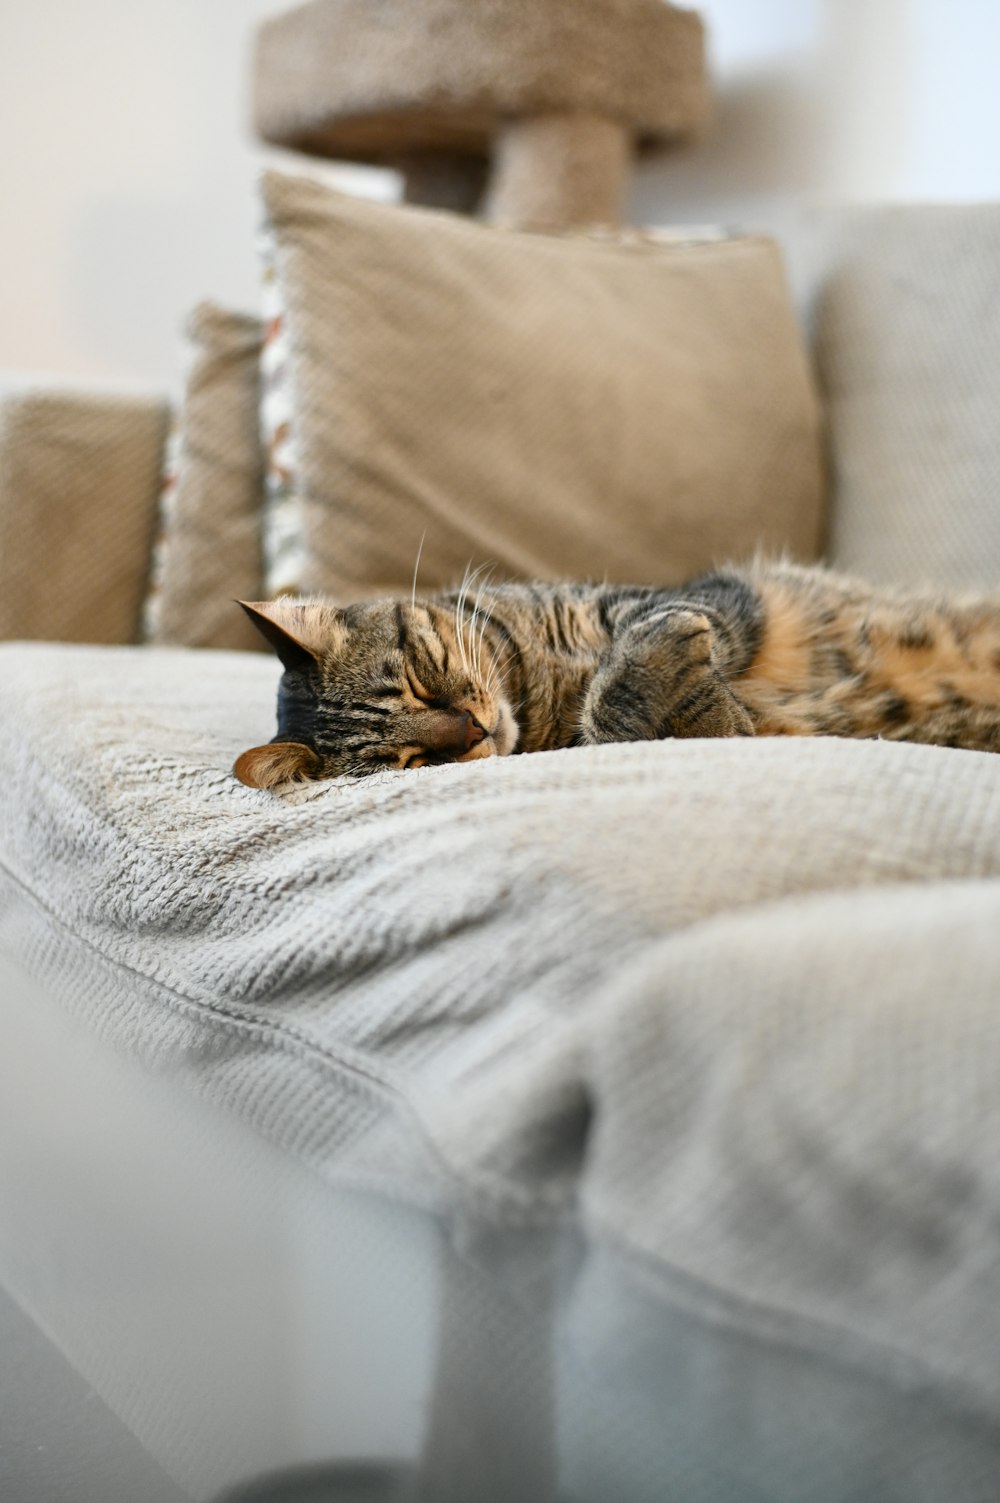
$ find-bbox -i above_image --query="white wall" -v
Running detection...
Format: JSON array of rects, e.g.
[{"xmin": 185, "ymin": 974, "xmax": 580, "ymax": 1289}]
[
  {"xmin": 633, "ymin": 0, "xmax": 1000, "ymax": 227},
  {"xmin": 1, "ymin": 0, "xmax": 998, "ymax": 389}
]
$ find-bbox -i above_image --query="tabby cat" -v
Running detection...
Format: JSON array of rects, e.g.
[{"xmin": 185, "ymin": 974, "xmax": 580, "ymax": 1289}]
[{"xmin": 234, "ymin": 561, "xmax": 1000, "ymax": 788}]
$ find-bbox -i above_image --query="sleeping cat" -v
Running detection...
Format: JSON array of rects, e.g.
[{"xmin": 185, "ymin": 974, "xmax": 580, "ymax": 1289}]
[{"xmin": 234, "ymin": 560, "xmax": 1000, "ymax": 788}]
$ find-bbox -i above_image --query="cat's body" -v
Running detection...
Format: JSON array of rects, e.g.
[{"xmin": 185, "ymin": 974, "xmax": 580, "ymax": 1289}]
[{"xmin": 235, "ymin": 561, "xmax": 1000, "ymax": 787}]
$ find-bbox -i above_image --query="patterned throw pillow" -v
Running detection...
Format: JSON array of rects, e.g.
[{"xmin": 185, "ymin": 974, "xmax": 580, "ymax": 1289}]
[
  {"xmin": 256, "ymin": 170, "xmax": 825, "ymax": 603},
  {"xmin": 259, "ymin": 234, "xmax": 304, "ymax": 599},
  {"xmin": 143, "ymin": 406, "xmax": 184, "ymax": 642},
  {"xmin": 145, "ymin": 304, "xmax": 267, "ymax": 651}
]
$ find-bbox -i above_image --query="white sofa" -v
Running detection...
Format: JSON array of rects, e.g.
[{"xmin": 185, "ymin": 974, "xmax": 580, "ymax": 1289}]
[{"xmin": 2, "ymin": 205, "xmax": 1000, "ymax": 1503}]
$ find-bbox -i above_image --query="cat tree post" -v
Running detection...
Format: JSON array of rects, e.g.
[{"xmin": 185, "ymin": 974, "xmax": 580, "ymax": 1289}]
[
  {"xmin": 485, "ymin": 113, "xmax": 633, "ymax": 228},
  {"xmin": 254, "ymin": 0, "xmax": 710, "ymax": 230}
]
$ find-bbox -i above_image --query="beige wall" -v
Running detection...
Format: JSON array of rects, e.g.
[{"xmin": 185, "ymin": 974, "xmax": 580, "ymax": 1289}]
[{"xmin": 2, "ymin": 0, "xmax": 998, "ymax": 388}]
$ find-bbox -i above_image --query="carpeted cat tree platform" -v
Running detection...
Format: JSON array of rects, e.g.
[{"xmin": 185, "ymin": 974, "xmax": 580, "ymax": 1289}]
[{"xmin": 254, "ymin": 0, "xmax": 709, "ymax": 227}]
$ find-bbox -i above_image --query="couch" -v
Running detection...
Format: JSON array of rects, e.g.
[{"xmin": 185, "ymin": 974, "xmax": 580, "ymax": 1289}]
[{"xmin": 1, "ymin": 203, "xmax": 1000, "ymax": 1503}]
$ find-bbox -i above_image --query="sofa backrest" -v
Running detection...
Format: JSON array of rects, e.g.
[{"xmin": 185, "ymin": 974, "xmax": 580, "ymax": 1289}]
[{"xmin": 787, "ymin": 202, "xmax": 1000, "ymax": 592}]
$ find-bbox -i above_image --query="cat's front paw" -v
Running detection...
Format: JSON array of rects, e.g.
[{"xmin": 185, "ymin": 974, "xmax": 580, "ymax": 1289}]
[{"xmin": 581, "ymin": 607, "xmax": 756, "ymax": 745}]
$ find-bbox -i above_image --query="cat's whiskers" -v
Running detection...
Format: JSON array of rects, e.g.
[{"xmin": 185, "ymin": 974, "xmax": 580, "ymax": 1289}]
[
  {"xmin": 452, "ymin": 562, "xmax": 473, "ymax": 676},
  {"xmin": 454, "ymin": 561, "xmax": 493, "ymax": 683},
  {"xmin": 467, "ymin": 589, "xmax": 485, "ymax": 682},
  {"xmin": 483, "ymin": 635, "xmax": 512, "ymax": 695},
  {"xmin": 454, "ymin": 560, "xmax": 489, "ymax": 677},
  {"xmin": 410, "ymin": 530, "xmax": 426, "ymax": 612},
  {"xmin": 484, "ymin": 656, "xmax": 512, "ymax": 703},
  {"xmin": 469, "ymin": 567, "xmax": 498, "ymax": 686},
  {"xmin": 478, "ymin": 588, "xmax": 496, "ymax": 680}
]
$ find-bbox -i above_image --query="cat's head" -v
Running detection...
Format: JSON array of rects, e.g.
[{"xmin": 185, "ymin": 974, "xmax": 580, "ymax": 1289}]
[{"xmin": 233, "ymin": 598, "xmax": 519, "ymax": 788}]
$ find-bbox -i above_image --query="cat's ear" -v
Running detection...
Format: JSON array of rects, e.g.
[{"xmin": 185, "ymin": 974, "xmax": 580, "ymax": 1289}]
[
  {"xmin": 233, "ymin": 740, "xmax": 322, "ymax": 789},
  {"xmin": 237, "ymin": 600, "xmax": 344, "ymax": 671}
]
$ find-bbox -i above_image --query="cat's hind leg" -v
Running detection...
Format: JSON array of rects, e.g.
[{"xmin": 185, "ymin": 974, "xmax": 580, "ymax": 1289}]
[{"xmin": 882, "ymin": 702, "xmax": 1000, "ymax": 753}]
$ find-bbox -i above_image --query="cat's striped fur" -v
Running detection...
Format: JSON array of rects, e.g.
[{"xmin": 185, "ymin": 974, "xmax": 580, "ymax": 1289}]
[{"xmin": 234, "ymin": 561, "xmax": 1000, "ymax": 787}]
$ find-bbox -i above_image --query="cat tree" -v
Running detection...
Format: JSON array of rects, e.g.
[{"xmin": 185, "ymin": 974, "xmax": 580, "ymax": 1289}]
[{"xmin": 253, "ymin": 0, "xmax": 710, "ymax": 228}]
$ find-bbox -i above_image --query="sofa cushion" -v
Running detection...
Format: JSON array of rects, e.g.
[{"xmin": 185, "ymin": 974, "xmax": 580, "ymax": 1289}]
[
  {"xmin": 0, "ymin": 389, "xmax": 169, "ymax": 645},
  {"xmin": 810, "ymin": 203, "xmax": 1000, "ymax": 591},
  {"xmin": 259, "ymin": 170, "xmax": 825, "ymax": 601}
]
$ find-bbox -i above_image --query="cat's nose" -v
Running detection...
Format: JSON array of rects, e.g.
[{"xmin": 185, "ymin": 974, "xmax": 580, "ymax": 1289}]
[{"xmin": 420, "ymin": 709, "xmax": 486, "ymax": 755}]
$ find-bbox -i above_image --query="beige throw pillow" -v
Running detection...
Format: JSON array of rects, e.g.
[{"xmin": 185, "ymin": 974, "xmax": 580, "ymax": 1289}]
[
  {"xmin": 260, "ymin": 171, "xmax": 825, "ymax": 600},
  {"xmin": 146, "ymin": 303, "xmax": 266, "ymax": 651}
]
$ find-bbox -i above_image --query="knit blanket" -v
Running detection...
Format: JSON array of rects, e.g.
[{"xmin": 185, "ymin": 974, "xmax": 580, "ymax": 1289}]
[{"xmin": 3, "ymin": 640, "xmax": 1000, "ymax": 1467}]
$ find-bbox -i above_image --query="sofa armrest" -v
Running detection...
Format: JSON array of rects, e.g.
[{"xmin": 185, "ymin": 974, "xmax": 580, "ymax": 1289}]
[{"xmin": 0, "ymin": 385, "xmax": 170, "ymax": 645}]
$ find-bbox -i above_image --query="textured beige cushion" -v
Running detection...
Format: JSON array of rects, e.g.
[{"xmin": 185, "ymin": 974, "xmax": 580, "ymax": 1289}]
[
  {"xmin": 260, "ymin": 171, "xmax": 825, "ymax": 600},
  {"xmin": 0, "ymin": 389, "xmax": 168, "ymax": 644},
  {"xmin": 813, "ymin": 204, "xmax": 1000, "ymax": 591},
  {"xmin": 149, "ymin": 304, "xmax": 266, "ymax": 653}
]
